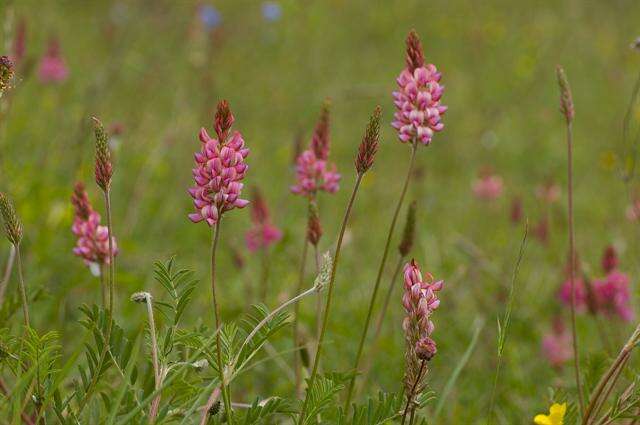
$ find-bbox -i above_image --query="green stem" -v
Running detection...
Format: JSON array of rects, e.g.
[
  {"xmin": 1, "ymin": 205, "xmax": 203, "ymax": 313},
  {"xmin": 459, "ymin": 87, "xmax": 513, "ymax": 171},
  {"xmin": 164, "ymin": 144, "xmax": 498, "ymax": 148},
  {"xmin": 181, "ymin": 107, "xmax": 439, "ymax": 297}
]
[
  {"xmin": 344, "ymin": 141, "xmax": 418, "ymax": 411},
  {"xmin": 299, "ymin": 173, "xmax": 364, "ymax": 423},
  {"xmin": 401, "ymin": 359, "xmax": 425, "ymax": 425},
  {"xmin": 14, "ymin": 244, "xmax": 29, "ymax": 328},
  {"xmin": 567, "ymin": 122, "xmax": 585, "ymax": 415},
  {"xmin": 292, "ymin": 227, "xmax": 309, "ymax": 398},
  {"xmin": 210, "ymin": 219, "xmax": 233, "ymax": 423}
]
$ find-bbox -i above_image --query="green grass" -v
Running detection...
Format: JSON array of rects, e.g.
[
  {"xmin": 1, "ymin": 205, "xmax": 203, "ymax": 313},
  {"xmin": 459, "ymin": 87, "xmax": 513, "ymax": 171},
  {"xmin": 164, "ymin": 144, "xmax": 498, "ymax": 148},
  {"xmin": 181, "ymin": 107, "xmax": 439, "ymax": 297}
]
[{"xmin": 2, "ymin": 0, "xmax": 640, "ymax": 423}]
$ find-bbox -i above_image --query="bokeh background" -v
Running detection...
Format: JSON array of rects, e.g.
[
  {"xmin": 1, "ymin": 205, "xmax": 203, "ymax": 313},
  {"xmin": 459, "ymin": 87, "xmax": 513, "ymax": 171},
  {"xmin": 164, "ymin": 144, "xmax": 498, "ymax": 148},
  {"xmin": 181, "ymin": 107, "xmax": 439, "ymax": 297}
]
[{"xmin": 2, "ymin": 0, "xmax": 640, "ymax": 422}]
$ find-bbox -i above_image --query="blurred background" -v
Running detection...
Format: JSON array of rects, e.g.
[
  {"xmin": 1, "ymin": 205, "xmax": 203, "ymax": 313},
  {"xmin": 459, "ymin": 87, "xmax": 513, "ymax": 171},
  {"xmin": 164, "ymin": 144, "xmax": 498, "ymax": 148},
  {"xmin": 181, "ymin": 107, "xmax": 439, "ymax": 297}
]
[{"xmin": 2, "ymin": 0, "xmax": 640, "ymax": 422}]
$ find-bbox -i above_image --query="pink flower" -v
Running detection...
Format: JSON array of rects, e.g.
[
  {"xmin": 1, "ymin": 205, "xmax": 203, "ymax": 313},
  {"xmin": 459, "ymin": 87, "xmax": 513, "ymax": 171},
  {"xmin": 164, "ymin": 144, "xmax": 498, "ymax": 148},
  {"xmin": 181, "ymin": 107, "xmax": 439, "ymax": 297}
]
[
  {"xmin": 593, "ymin": 271, "xmax": 634, "ymax": 322},
  {"xmin": 291, "ymin": 150, "xmax": 340, "ymax": 197},
  {"xmin": 542, "ymin": 318, "xmax": 572, "ymax": 368},
  {"xmin": 392, "ymin": 31, "xmax": 446, "ymax": 146},
  {"xmin": 245, "ymin": 188, "xmax": 282, "ymax": 252},
  {"xmin": 472, "ymin": 174, "xmax": 503, "ymax": 200},
  {"xmin": 535, "ymin": 182, "xmax": 561, "ymax": 204},
  {"xmin": 38, "ymin": 38, "xmax": 68, "ymax": 84},
  {"xmin": 402, "ymin": 259, "xmax": 443, "ymax": 393},
  {"xmin": 626, "ymin": 199, "xmax": 640, "ymax": 221},
  {"xmin": 188, "ymin": 101, "xmax": 249, "ymax": 226},
  {"xmin": 71, "ymin": 183, "xmax": 118, "ymax": 268},
  {"xmin": 558, "ymin": 277, "xmax": 589, "ymax": 313}
]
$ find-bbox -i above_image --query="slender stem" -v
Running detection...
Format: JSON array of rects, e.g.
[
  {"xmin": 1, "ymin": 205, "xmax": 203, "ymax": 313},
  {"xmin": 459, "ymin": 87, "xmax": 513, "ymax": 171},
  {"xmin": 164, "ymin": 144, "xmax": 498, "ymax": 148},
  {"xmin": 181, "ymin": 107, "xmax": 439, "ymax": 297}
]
[
  {"xmin": 146, "ymin": 295, "xmax": 161, "ymax": 424},
  {"xmin": 293, "ymin": 231, "xmax": 309, "ymax": 398},
  {"xmin": 76, "ymin": 189, "xmax": 116, "ymax": 415},
  {"xmin": 99, "ymin": 263, "xmax": 106, "ymax": 308},
  {"xmin": 0, "ymin": 244, "xmax": 16, "ymax": 307},
  {"xmin": 299, "ymin": 173, "xmax": 364, "ymax": 422},
  {"xmin": 344, "ymin": 142, "xmax": 418, "ymax": 411},
  {"xmin": 401, "ymin": 359, "xmax": 425, "ymax": 425},
  {"xmin": 591, "ymin": 352, "xmax": 630, "ymax": 422},
  {"xmin": 583, "ymin": 322, "xmax": 640, "ymax": 424},
  {"xmin": 14, "ymin": 244, "xmax": 29, "ymax": 328},
  {"xmin": 210, "ymin": 219, "xmax": 233, "ymax": 424},
  {"xmin": 359, "ymin": 255, "xmax": 404, "ymax": 392},
  {"xmin": 313, "ymin": 244, "xmax": 322, "ymax": 338},
  {"xmin": 199, "ymin": 387, "xmax": 221, "ymax": 425},
  {"xmin": 567, "ymin": 123, "xmax": 585, "ymax": 415}
]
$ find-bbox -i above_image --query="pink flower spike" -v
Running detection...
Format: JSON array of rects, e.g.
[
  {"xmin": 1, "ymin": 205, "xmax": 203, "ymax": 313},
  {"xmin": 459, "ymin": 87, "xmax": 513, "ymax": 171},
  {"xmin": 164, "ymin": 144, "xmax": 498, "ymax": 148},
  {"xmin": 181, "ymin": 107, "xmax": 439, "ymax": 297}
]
[
  {"xmin": 38, "ymin": 37, "xmax": 68, "ymax": 84},
  {"xmin": 71, "ymin": 182, "xmax": 118, "ymax": 269},
  {"xmin": 392, "ymin": 31, "xmax": 446, "ymax": 146},
  {"xmin": 542, "ymin": 317, "xmax": 572, "ymax": 369},
  {"xmin": 188, "ymin": 101, "xmax": 249, "ymax": 227},
  {"xmin": 472, "ymin": 172, "xmax": 503, "ymax": 201},
  {"xmin": 244, "ymin": 188, "xmax": 282, "ymax": 252}
]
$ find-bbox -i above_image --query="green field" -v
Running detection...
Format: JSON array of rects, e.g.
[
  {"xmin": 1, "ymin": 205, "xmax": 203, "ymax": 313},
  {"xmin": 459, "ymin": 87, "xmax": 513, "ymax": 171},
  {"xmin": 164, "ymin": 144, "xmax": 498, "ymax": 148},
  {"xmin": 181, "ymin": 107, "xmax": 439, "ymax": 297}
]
[{"xmin": 2, "ymin": 1, "xmax": 640, "ymax": 423}]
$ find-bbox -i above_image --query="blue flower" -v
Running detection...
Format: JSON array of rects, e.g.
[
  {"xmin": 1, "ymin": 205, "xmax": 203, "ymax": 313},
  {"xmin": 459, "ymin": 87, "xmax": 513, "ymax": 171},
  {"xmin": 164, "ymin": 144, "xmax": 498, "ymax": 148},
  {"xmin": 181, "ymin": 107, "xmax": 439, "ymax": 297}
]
[
  {"xmin": 199, "ymin": 5, "xmax": 221, "ymax": 30},
  {"xmin": 262, "ymin": 1, "xmax": 282, "ymax": 22}
]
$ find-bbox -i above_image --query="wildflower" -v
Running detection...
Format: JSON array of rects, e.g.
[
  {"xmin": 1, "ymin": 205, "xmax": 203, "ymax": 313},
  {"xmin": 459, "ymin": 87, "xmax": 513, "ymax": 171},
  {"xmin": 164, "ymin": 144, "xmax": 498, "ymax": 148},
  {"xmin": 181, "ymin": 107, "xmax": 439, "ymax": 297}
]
[
  {"xmin": 0, "ymin": 193, "xmax": 22, "ymax": 245},
  {"xmin": 392, "ymin": 30, "xmax": 447, "ymax": 146},
  {"xmin": 0, "ymin": 56, "xmax": 14, "ymax": 96},
  {"xmin": 71, "ymin": 182, "xmax": 118, "ymax": 269},
  {"xmin": 626, "ymin": 199, "xmax": 640, "ymax": 221},
  {"xmin": 38, "ymin": 38, "xmax": 68, "ymax": 84},
  {"xmin": 534, "ymin": 402, "xmax": 566, "ymax": 425},
  {"xmin": 558, "ymin": 277, "xmax": 588, "ymax": 312},
  {"xmin": 536, "ymin": 181, "xmax": 561, "ymax": 204},
  {"xmin": 472, "ymin": 171, "xmax": 503, "ymax": 200},
  {"xmin": 291, "ymin": 102, "xmax": 341, "ymax": 197},
  {"xmin": 593, "ymin": 271, "xmax": 634, "ymax": 322},
  {"xmin": 245, "ymin": 188, "xmax": 282, "ymax": 252},
  {"xmin": 541, "ymin": 318, "xmax": 572, "ymax": 368},
  {"xmin": 188, "ymin": 100, "xmax": 249, "ymax": 226},
  {"xmin": 262, "ymin": 2, "xmax": 282, "ymax": 22},
  {"xmin": 355, "ymin": 106, "xmax": 381, "ymax": 175},
  {"xmin": 601, "ymin": 245, "xmax": 618, "ymax": 273},
  {"xmin": 93, "ymin": 118, "xmax": 113, "ymax": 192},
  {"xmin": 510, "ymin": 197, "xmax": 523, "ymax": 224},
  {"xmin": 556, "ymin": 66, "xmax": 574, "ymax": 124},
  {"xmin": 199, "ymin": 5, "xmax": 221, "ymax": 31},
  {"xmin": 402, "ymin": 259, "xmax": 443, "ymax": 393}
]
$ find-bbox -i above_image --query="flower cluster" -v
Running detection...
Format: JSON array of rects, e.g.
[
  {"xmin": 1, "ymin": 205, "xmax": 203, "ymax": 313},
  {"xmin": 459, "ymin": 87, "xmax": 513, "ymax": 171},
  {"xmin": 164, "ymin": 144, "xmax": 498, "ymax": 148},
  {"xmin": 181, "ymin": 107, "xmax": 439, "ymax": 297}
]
[
  {"xmin": 558, "ymin": 246, "xmax": 633, "ymax": 321},
  {"xmin": 38, "ymin": 38, "xmax": 68, "ymax": 84},
  {"xmin": 402, "ymin": 259, "xmax": 443, "ymax": 393},
  {"xmin": 71, "ymin": 183, "xmax": 118, "ymax": 269},
  {"xmin": 392, "ymin": 31, "xmax": 447, "ymax": 146},
  {"xmin": 188, "ymin": 101, "xmax": 249, "ymax": 226},
  {"xmin": 291, "ymin": 104, "xmax": 340, "ymax": 197},
  {"xmin": 472, "ymin": 172, "xmax": 503, "ymax": 200},
  {"xmin": 541, "ymin": 317, "xmax": 572, "ymax": 368},
  {"xmin": 245, "ymin": 188, "xmax": 282, "ymax": 252}
]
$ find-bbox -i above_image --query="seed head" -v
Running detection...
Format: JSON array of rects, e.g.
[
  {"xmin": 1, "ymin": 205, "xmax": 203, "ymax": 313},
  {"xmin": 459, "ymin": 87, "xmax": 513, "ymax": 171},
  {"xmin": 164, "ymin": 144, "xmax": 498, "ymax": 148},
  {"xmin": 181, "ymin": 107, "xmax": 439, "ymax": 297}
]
[
  {"xmin": 307, "ymin": 201, "xmax": 322, "ymax": 246},
  {"xmin": 0, "ymin": 193, "xmax": 22, "ymax": 245},
  {"xmin": 311, "ymin": 100, "xmax": 331, "ymax": 160},
  {"xmin": 556, "ymin": 65, "xmax": 574, "ymax": 124},
  {"xmin": 313, "ymin": 251, "xmax": 332, "ymax": 292},
  {"xmin": 214, "ymin": 99, "xmax": 235, "ymax": 142},
  {"xmin": 0, "ymin": 56, "xmax": 14, "ymax": 95},
  {"xmin": 398, "ymin": 201, "xmax": 417, "ymax": 256},
  {"xmin": 93, "ymin": 117, "xmax": 113, "ymax": 192},
  {"xmin": 405, "ymin": 30, "xmax": 425, "ymax": 73},
  {"xmin": 130, "ymin": 291, "xmax": 152, "ymax": 303},
  {"xmin": 355, "ymin": 105, "xmax": 381, "ymax": 175},
  {"xmin": 208, "ymin": 400, "xmax": 221, "ymax": 416}
]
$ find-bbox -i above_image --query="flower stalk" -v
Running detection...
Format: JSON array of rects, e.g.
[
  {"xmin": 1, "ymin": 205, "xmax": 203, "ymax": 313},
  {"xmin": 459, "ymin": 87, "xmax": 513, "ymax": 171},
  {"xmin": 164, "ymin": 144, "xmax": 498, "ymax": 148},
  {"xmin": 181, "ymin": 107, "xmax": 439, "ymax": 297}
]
[{"xmin": 557, "ymin": 65, "xmax": 584, "ymax": 415}]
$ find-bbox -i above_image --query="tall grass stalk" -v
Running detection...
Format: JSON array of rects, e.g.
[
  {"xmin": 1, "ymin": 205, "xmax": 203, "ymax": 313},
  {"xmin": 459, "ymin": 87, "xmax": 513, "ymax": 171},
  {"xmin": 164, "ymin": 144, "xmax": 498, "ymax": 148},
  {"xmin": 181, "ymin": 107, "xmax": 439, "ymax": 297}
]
[
  {"xmin": 0, "ymin": 244, "xmax": 15, "ymax": 307},
  {"xmin": 299, "ymin": 173, "xmax": 364, "ymax": 421},
  {"xmin": 487, "ymin": 221, "xmax": 527, "ymax": 424},
  {"xmin": 344, "ymin": 140, "xmax": 418, "ymax": 411}
]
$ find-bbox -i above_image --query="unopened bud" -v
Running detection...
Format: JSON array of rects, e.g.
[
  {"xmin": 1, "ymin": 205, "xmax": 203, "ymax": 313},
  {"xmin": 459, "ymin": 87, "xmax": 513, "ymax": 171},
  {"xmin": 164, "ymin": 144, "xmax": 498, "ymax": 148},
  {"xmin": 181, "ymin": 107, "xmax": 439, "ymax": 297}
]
[
  {"xmin": 398, "ymin": 201, "xmax": 417, "ymax": 256},
  {"xmin": 556, "ymin": 66, "xmax": 574, "ymax": 124},
  {"xmin": 0, "ymin": 193, "xmax": 22, "ymax": 245}
]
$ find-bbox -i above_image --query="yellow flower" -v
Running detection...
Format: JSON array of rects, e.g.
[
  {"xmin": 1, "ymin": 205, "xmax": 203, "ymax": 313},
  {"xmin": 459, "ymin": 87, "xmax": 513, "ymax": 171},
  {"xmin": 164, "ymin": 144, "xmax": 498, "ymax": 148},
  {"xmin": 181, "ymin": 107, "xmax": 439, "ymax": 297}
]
[{"xmin": 533, "ymin": 403, "xmax": 566, "ymax": 425}]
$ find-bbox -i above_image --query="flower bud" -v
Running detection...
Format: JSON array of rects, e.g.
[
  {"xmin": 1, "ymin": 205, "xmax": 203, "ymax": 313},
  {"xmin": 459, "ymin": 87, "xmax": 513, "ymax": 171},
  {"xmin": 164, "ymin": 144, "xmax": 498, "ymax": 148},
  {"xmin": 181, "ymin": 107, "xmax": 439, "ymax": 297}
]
[
  {"xmin": 355, "ymin": 106, "xmax": 381, "ymax": 175},
  {"xmin": 556, "ymin": 65, "xmax": 574, "ymax": 124},
  {"xmin": 398, "ymin": 201, "xmax": 417, "ymax": 256},
  {"xmin": 405, "ymin": 30, "xmax": 425, "ymax": 73},
  {"xmin": 0, "ymin": 193, "xmax": 22, "ymax": 245},
  {"xmin": 93, "ymin": 117, "xmax": 113, "ymax": 192},
  {"xmin": 307, "ymin": 201, "xmax": 322, "ymax": 246}
]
